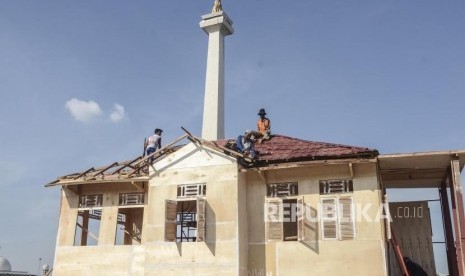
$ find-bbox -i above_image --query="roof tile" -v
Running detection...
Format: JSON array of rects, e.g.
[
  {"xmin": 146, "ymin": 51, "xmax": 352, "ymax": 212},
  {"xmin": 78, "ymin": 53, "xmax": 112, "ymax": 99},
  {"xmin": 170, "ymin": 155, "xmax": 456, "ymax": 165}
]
[{"xmin": 216, "ymin": 134, "xmax": 378, "ymax": 164}]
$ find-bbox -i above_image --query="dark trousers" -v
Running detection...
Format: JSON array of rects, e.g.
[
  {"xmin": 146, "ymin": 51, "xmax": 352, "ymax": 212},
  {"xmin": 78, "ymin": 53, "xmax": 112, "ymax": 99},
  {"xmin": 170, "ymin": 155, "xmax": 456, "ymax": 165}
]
[{"xmin": 146, "ymin": 147, "xmax": 156, "ymax": 162}]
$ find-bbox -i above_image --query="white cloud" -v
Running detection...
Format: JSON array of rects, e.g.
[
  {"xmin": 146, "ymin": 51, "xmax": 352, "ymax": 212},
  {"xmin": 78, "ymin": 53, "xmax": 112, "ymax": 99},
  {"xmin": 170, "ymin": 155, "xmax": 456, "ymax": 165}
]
[
  {"xmin": 109, "ymin": 103, "xmax": 126, "ymax": 122},
  {"xmin": 65, "ymin": 98, "xmax": 103, "ymax": 122}
]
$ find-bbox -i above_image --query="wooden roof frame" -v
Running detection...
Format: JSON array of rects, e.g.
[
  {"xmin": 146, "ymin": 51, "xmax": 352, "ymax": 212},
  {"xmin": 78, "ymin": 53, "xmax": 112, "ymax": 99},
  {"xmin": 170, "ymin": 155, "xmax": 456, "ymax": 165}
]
[
  {"xmin": 45, "ymin": 128, "xmax": 253, "ymax": 187},
  {"xmin": 46, "ymin": 126, "xmax": 465, "ymax": 190}
]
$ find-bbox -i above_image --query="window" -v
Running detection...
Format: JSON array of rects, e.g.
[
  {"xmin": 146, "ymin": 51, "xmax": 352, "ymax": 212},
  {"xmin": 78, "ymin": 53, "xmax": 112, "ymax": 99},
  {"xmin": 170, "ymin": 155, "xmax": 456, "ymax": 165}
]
[
  {"xmin": 165, "ymin": 198, "xmax": 206, "ymax": 242},
  {"xmin": 265, "ymin": 196, "xmax": 313, "ymax": 243},
  {"xmin": 115, "ymin": 193, "xmax": 145, "ymax": 245},
  {"xmin": 177, "ymin": 184, "xmax": 206, "ymax": 198},
  {"xmin": 265, "ymin": 182, "xmax": 313, "ymax": 243},
  {"xmin": 321, "ymin": 196, "xmax": 355, "ymax": 240},
  {"xmin": 319, "ymin": 179, "xmax": 353, "ymax": 194},
  {"xmin": 119, "ymin": 193, "xmax": 144, "ymax": 205},
  {"xmin": 267, "ymin": 182, "xmax": 298, "ymax": 197},
  {"xmin": 79, "ymin": 194, "xmax": 103, "ymax": 208},
  {"xmin": 74, "ymin": 194, "xmax": 103, "ymax": 246}
]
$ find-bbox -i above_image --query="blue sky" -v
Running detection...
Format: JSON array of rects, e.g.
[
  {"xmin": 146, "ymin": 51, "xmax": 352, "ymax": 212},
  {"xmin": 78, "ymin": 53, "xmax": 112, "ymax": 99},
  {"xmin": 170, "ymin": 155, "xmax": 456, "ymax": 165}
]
[{"xmin": 0, "ymin": 0, "xmax": 464, "ymax": 273}]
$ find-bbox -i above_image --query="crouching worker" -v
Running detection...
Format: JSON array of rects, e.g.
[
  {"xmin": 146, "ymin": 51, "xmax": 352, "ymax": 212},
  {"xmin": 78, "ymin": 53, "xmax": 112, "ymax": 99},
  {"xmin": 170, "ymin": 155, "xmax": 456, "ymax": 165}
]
[
  {"xmin": 257, "ymin": 108, "xmax": 271, "ymax": 143},
  {"xmin": 235, "ymin": 129, "xmax": 257, "ymax": 159}
]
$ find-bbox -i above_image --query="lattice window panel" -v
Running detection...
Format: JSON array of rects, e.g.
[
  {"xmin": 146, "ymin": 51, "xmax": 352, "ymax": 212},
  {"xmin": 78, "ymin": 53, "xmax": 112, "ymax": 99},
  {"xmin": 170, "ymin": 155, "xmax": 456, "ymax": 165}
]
[
  {"xmin": 177, "ymin": 184, "xmax": 206, "ymax": 198},
  {"xmin": 267, "ymin": 183, "xmax": 298, "ymax": 198},
  {"xmin": 117, "ymin": 213, "xmax": 126, "ymax": 225},
  {"xmin": 319, "ymin": 179, "xmax": 353, "ymax": 194},
  {"xmin": 119, "ymin": 193, "xmax": 145, "ymax": 205},
  {"xmin": 77, "ymin": 209, "xmax": 102, "ymax": 220},
  {"xmin": 79, "ymin": 194, "xmax": 103, "ymax": 208}
]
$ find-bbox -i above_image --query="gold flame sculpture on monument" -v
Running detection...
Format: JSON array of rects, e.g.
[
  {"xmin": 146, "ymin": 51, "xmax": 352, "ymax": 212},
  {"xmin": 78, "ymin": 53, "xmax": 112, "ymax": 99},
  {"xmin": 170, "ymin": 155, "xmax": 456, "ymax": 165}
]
[{"xmin": 212, "ymin": 0, "xmax": 223, "ymax": 13}]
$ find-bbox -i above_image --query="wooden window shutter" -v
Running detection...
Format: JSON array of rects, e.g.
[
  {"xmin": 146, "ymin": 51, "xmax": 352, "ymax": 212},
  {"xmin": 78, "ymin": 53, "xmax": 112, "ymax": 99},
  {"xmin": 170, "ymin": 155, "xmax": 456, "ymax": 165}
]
[
  {"xmin": 321, "ymin": 198, "xmax": 337, "ymax": 240},
  {"xmin": 338, "ymin": 197, "xmax": 355, "ymax": 240},
  {"xmin": 196, "ymin": 197, "xmax": 206, "ymax": 242},
  {"xmin": 297, "ymin": 196, "xmax": 306, "ymax": 241},
  {"xmin": 165, "ymin": 200, "xmax": 177, "ymax": 242},
  {"xmin": 265, "ymin": 198, "xmax": 283, "ymax": 241}
]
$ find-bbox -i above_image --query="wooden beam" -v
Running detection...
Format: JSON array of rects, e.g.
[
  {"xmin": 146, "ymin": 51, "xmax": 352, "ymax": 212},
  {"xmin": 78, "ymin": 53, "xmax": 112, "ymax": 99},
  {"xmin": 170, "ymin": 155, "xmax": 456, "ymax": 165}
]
[
  {"xmin": 212, "ymin": 141, "xmax": 253, "ymax": 163},
  {"xmin": 440, "ymin": 182, "xmax": 460, "ymax": 276},
  {"xmin": 131, "ymin": 181, "xmax": 145, "ymax": 192},
  {"xmin": 136, "ymin": 133, "xmax": 188, "ymax": 165},
  {"xmin": 76, "ymin": 222, "xmax": 99, "ymax": 242},
  {"xmin": 81, "ymin": 211, "xmax": 89, "ymax": 245},
  {"xmin": 258, "ymin": 170, "xmax": 266, "ymax": 182},
  {"xmin": 449, "ymin": 159, "xmax": 465, "ymax": 275},
  {"xmin": 127, "ymin": 133, "xmax": 189, "ymax": 177},
  {"xmin": 93, "ymin": 162, "xmax": 119, "ymax": 177},
  {"xmin": 111, "ymin": 156, "xmax": 143, "ymax": 175},
  {"xmin": 74, "ymin": 167, "xmax": 95, "ymax": 180},
  {"xmin": 47, "ymin": 177, "xmax": 149, "ymax": 187},
  {"xmin": 349, "ymin": 163, "xmax": 354, "ymax": 178},
  {"xmin": 240, "ymin": 158, "xmax": 375, "ymax": 172},
  {"xmin": 64, "ymin": 185, "xmax": 79, "ymax": 195},
  {"xmin": 181, "ymin": 126, "xmax": 254, "ymax": 163}
]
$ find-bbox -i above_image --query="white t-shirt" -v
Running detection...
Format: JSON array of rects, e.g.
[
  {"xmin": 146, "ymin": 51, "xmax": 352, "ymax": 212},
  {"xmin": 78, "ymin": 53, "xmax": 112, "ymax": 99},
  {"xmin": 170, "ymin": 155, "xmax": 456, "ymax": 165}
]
[{"xmin": 146, "ymin": 134, "xmax": 161, "ymax": 149}]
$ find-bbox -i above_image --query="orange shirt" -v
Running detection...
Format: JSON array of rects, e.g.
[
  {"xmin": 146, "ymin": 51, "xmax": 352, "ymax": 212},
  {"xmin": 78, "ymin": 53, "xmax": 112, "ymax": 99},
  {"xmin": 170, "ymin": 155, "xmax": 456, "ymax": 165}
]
[{"xmin": 257, "ymin": 118, "xmax": 270, "ymax": 133}]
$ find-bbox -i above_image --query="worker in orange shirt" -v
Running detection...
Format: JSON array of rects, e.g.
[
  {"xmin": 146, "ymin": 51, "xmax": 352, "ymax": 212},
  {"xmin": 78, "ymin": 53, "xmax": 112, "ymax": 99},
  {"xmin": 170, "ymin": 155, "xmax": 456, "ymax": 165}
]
[{"xmin": 257, "ymin": 108, "xmax": 271, "ymax": 142}]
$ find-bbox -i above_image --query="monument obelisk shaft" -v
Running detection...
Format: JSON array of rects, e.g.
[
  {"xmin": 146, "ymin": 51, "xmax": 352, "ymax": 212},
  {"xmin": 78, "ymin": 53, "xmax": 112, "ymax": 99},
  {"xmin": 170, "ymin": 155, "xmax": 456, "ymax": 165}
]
[{"xmin": 200, "ymin": 4, "xmax": 234, "ymax": 140}]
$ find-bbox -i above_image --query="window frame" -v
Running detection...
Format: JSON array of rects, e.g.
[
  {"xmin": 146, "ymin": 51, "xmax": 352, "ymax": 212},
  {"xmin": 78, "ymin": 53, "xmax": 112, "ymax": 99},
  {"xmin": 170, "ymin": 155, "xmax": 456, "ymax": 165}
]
[
  {"xmin": 74, "ymin": 195, "xmax": 103, "ymax": 246},
  {"xmin": 320, "ymin": 195, "xmax": 355, "ymax": 241},
  {"xmin": 177, "ymin": 183, "xmax": 206, "ymax": 198},
  {"xmin": 164, "ymin": 197, "xmax": 206, "ymax": 243},
  {"xmin": 267, "ymin": 182, "xmax": 299, "ymax": 198},
  {"xmin": 115, "ymin": 192, "xmax": 145, "ymax": 245},
  {"xmin": 319, "ymin": 179, "xmax": 353, "ymax": 195},
  {"xmin": 265, "ymin": 195, "xmax": 312, "ymax": 243}
]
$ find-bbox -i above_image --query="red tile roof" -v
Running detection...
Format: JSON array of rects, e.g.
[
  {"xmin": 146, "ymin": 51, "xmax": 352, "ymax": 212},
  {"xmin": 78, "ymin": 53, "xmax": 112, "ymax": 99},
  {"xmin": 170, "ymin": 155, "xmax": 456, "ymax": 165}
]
[{"xmin": 215, "ymin": 134, "xmax": 378, "ymax": 164}]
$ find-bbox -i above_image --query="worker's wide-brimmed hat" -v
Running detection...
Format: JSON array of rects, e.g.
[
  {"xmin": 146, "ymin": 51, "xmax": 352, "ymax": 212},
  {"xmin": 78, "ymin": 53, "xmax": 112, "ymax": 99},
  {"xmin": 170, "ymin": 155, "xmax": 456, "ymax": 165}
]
[{"xmin": 258, "ymin": 108, "xmax": 267, "ymax": 115}]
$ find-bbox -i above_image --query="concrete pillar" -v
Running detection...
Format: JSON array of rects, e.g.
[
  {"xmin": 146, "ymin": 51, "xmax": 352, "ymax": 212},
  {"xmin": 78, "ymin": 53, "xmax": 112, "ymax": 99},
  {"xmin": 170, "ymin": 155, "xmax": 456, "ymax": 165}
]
[{"xmin": 200, "ymin": 11, "xmax": 234, "ymax": 140}]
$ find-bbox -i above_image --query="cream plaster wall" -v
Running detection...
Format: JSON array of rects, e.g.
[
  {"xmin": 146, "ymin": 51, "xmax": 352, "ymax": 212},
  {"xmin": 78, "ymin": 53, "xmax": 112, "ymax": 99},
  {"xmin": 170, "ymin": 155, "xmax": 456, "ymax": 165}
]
[
  {"xmin": 53, "ymin": 146, "xmax": 387, "ymax": 276},
  {"xmin": 246, "ymin": 162, "xmax": 388, "ymax": 276}
]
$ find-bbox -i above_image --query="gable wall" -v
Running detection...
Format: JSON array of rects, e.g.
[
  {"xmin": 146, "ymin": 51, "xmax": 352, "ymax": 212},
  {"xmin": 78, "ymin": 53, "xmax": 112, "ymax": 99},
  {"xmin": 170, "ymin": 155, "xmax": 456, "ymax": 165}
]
[{"xmin": 144, "ymin": 143, "xmax": 243, "ymax": 275}]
